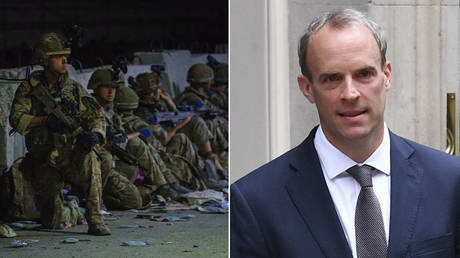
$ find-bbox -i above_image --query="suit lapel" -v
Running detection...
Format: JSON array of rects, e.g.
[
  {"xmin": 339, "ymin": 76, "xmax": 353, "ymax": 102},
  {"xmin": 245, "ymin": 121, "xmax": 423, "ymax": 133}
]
[
  {"xmin": 285, "ymin": 128, "xmax": 353, "ymax": 258},
  {"xmin": 387, "ymin": 133, "xmax": 423, "ymax": 258}
]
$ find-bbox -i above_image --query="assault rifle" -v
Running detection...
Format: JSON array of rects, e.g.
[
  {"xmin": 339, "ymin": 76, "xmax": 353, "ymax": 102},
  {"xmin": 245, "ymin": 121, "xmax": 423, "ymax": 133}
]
[
  {"xmin": 31, "ymin": 84, "xmax": 83, "ymax": 138},
  {"xmin": 105, "ymin": 125, "xmax": 148, "ymax": 171},
  {"xmin": 150, "ymin": 111, "xmax": 195, "ymax": 128},
  {"xmin": 105, "ymin": 142, "xmax": 148, "ymax": 171}
]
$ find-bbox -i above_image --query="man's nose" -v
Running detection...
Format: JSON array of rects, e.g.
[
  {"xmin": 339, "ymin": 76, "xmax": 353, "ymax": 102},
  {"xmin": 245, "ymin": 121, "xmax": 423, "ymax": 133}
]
[
  {"xmin": 62, "ymin": 56, "xmax": 67, "ymax": 64},
  {"xmin": 340, "ymin": 76, "xmax": 360, "ymax": 100}
]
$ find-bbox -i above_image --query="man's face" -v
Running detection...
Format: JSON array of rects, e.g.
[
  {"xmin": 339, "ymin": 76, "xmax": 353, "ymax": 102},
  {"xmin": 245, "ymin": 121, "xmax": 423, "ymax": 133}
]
[
  {"xmin": 49, "ymin": 55, "xmax": 68, "ymax": 74},
  {"xmin": 144, "ymin": 88, "xmax": 160, "ymax": 104},
  {"xmin": 97, "ymin": 85, "xmax": 117, "ymax": 103},
  {"xmin": 297, "ymin": 24, "xmax": 392, "ymax": 147}
]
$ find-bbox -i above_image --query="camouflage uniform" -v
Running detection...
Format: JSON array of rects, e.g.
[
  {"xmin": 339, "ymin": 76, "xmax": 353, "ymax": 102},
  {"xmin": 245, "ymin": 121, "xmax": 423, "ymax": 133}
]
[
  {"xmin": 87, "ymin": 69, "xmax": 142, "ymax": 210},
  {"xmin": 209, "ymin": 64, "xmax": 228, "ymax": 111},
  {"xmin": 134, "ymin": 72, "xmax": 214, "ymax": 155},
  {"xmin": 135, "ymin": 102, "xmax": 213, "ymax": 156},
  {"xmin": 209, "ymin": 89, "xmax": 228, "ymax": 111},
  {"xmin": 9, "ymin": 70, "xmax": 105, "ymax": 229},
  {"xmin": 174, "ymin": 86, "xmax": 228, "ymax": 154},
  {"xmin": 116, "ymin": 87, "xmax": 206, "ymax": 190}
]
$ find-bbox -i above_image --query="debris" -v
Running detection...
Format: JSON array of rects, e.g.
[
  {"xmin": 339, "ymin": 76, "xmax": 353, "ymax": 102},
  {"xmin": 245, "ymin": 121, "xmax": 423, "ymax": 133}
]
[
  {"xmin": 119, "ymin": 224, "xmax": 144, "ymax": 228},
  {"xmin": 9, "ymin": 240, "xmax": 28, "ymax": 248},
  {"xmin": 197, "ymin": 206, "xmax": 227, "ymax": 214},
  {"xmin": 166, "ymin": 222, "xmax": 173, "ymax": 226},
  {"xmin": 121, "ymin": 240, "xmax": 150, "ymax": 246},
  {"xmin": 193, "ymin": 245, "xmax": 199, "ymax": 248},
  {"xmin": 161, "ymin": 216, "xmax": 180, "ymax": 222},
  {"xmin": 0, "ymin": 225, "xmax": 17, "ymax": 238},
  {"xmin": 179, "ymin": 189, "xmax": 225, "ymax": 205},
  {"xmin": 61, "ymin": 237, "xmax": 79, "ymax": 244},
  {"xmin": 103, "ymin": 216, "xmax": 119, "ymax": 221},
  {"xmin": 161, "ymin": 241, "xmax": 174, "ymax": 245},
  {"xmin": 101, "ymin": 210, "xmax": 112, "ymax": 216},
  {"xmin": 181, "ymin": 214, "xmax": 196, "ymax": 219},
  {"xmin": 16, "ymin": 221, "xmax": 37, "ymax": 225},
  {"xmin": 183, "ymin": 250, "xmax": 193, "ymax": 253},
  {"xmin": 8, "ymin": 223, "xmax": 24, "ymax": 229},
  {"xmin": 136, "ymin": 214, "xmax": 155, "ymax": 219}
]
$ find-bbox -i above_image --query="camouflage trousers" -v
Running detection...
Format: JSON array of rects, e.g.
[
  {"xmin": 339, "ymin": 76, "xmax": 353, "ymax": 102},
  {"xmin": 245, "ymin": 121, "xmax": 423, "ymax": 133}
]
[
  {"xmin": 177, "ymin": 116, "xmax": 213, "ymax": 151},
  {"xmin": 166, "ymin": 133, "xmax": 203, "ymax": 169},
  {"xmin": 23, "ymin": 146, "xmax": 103, "ymax": 228},
  {"xmin": 99, "ymin": 151, "xmax": 142, "ymax": 210},
  {"xmin": 205, "ymin": 118, "xmax": 228, "ymax": 154},
  {"xmin": 124, "ymin": 137, "xmax": 168, "ymax": 191},
  {"xmin": 166, "ymin": 133, "xmax": 224, "ymax": 188}
]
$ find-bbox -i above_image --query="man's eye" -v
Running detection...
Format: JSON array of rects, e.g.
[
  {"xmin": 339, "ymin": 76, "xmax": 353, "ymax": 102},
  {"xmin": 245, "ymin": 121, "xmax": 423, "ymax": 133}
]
[
  {"xmin": 324, "ymin": 74, "xmax": 339, "ymax": 82},
  {"xmin": 359, "ymin": 70, "xmax": 372, "ymax": 78}
]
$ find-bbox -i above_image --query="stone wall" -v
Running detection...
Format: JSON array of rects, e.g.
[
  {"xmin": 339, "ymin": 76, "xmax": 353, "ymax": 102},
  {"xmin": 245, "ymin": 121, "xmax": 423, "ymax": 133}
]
[{"xmin": 230, "ymin": 0, "xmax": 460, "ymax": 183}]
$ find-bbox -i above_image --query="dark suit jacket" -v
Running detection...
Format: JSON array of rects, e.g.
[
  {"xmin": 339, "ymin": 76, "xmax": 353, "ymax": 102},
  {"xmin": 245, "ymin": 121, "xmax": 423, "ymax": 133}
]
[{"xmin": 231, "ymin": 127, "xmax": 460, "ymax": 257}]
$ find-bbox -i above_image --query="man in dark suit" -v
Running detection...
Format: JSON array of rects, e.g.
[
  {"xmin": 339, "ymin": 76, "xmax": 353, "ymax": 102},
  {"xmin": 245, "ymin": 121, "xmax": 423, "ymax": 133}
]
[{"xmin": 230, "ymin": 9, "xmax": 460, "ymax": 258}]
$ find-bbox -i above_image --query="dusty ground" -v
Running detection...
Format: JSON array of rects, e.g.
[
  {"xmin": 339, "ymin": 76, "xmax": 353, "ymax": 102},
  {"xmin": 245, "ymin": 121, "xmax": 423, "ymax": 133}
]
[{"xmin": 0, "ymin": 207, "xmax": 228, "ymax": 258}]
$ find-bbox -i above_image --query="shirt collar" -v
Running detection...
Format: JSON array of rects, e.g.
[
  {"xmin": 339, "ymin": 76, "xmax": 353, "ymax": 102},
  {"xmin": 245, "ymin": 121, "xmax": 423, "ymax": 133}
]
[{"xmin": 314, "ymin": 124, "xmax": 391, "ymax": 180}]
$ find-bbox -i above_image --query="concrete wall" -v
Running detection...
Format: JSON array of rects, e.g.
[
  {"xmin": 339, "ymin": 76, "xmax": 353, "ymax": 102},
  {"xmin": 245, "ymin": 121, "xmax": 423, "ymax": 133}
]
[
  {"xmin": 0, "ymin": 50, "xmax": 228, "ymax": 173},
  {"xmin": 230, "ymin": 0, "xmax": 460, "ymax": 183}
]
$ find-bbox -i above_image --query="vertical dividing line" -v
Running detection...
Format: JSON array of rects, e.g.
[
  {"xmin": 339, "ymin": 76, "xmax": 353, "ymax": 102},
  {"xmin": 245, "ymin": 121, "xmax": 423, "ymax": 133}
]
[{"xmin": 267, "ymin": 0, "xmax": 290, "ymax": 160}]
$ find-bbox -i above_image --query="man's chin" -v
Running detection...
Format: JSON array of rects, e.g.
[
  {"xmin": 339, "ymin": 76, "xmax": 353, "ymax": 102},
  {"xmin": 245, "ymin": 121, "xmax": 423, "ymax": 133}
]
[{"xmin": 338, "ymin": 127, "xmax": 372, "ymax": 141}]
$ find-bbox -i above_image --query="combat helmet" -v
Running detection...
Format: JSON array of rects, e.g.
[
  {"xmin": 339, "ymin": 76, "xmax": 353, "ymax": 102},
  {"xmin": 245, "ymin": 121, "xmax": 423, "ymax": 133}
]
[
  {"xmin": 214, "ymin": 64, "xmax": 228, "ymax": 84},
  {"xmin": 135, "ymin": 72, "xmax": 160, "ymax": 96},
  {"xmin": 88, "ymin": 69, "xmax": 122, "ymax": 90},
  {"xmin": 115, "ymin": 85, "xmax": 139, "ymax": 110},
  {"xmin": 36, "ymin": 32, "xmax": 70, "ymax": 65},
  {"xmin": 186, "ymin": 63, "xmax": 214, "ymax": 84}
]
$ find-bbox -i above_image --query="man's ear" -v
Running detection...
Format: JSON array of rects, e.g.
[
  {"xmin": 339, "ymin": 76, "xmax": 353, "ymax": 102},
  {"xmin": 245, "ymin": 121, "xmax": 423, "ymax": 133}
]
[
  {"xmin": 298, "ymin": 75, "xmax": 315, "ymax": 103},
  {"xmin": 383, "ymin": 61, "xmax": 392, "ymax": 91}
]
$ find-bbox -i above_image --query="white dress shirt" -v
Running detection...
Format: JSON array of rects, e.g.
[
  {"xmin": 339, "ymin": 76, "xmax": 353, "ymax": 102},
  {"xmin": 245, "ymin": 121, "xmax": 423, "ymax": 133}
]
[{"xmin": 314, "ymin": 124, "xmax": 391, "ymax": 258}]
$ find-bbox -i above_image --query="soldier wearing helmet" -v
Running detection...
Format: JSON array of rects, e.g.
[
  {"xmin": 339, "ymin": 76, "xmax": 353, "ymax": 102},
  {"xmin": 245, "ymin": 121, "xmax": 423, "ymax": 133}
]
[
  {"xmin": 87, "ymin": 69, "xmax": 144, "ymax": 209},
  {"xmin": 9, "ymin": 33, "xmax": 111, "ymax": 235},
  {"xmin": 174, "ymin": 63, "xmax": 219, "ymax": 110},
  {"xmin": 112, "ymin": 86, "xmax": 196, "ymax": 198},
  {"xmin": 174, "ymin": 64, "xmax": 228, "ymax": 166},
  {"xmin": 209, "ymin": 64, "xmax": 228, "ymax": 110},
  {"xmin": 134, "ymin": 72, "xmax": 221, "ymax": 159}
]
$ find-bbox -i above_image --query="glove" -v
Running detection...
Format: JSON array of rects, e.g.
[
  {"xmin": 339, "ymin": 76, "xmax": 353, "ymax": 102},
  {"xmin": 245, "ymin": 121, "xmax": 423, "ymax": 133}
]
[
  {"xmin": 45, "ymin": 114, "xmax": 64, "ymax": 132},
  {"xmin": 147, "ymin": 116, "xmax": 157, "ymax": 124},
  {"xmin": 106, "ymin": 126, "xmax": 127, "ymax": 144},
  {"xmin": 76, "ymin": 131, "xmax": 101, "ymax": 152}
]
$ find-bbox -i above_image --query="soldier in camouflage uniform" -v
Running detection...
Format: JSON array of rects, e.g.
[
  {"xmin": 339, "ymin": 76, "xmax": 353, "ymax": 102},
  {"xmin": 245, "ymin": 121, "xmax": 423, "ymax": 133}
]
[
  {"xmin": 115, "ymin": 86, "xmax": 209, "ymax": 191},
  {"xmin": 88, "ymin": 70, "xmax": 184, "ymax": 202},
  {"xmin": 9, "ymin": 33, "xmax": 110, "ymax": 235},
  {"xmin": 209, "ymin": 64, "xmax": 228, "ymax": 111},
  {"xmin": 87, "ymin": 69, "xmax": 143, "ymax": 209},
  {"xmin": 174, "ymin": 63, "xmax": 228, "ymax": 170},
  {"xmin": 134, "ymin": 72, "xmax": 215, "ymax": 158}
]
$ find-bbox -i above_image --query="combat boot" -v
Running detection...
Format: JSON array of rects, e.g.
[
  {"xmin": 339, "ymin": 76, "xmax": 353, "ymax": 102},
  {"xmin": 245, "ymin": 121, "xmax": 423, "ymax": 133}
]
[
  {"xmin": 88, "ymin": 224, "xmax": 111, "ymax": 236},
  {"xmin": 170, "ymin": 181, "xmax": 193, "ymax": 194},
  {"xmin": 155, "ymin": 184, "xmax": 178, "ymax": 200}
]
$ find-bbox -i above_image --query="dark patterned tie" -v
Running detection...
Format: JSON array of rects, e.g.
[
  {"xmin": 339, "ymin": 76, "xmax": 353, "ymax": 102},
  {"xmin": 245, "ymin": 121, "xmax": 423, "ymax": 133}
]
[{"xmin": 347, "ymin": 165, "xmax": 387, "ymax": 258}]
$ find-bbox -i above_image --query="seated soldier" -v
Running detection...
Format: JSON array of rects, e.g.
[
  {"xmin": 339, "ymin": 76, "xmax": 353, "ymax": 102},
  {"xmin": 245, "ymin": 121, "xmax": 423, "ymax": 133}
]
[
  {"xmin": 87, "ymin": 69, "xmax": 186, "ymax": 201},
  {"xmin": 87, "ymin": 68, "xmax": 144, "ymax": 209},
  {"xmin": 9, "ymin": 32, "xmax": 110, "ymax": 235},
  {"xmin": 134, "ymin": 72, "xmax": 216, "ymax": 158},
  {"xmin": 115, "ymin": 86, "xmax": 226, "ymax": 190},
  {"xmin": 174, "ymin": 63, "xmax": 229, "ymax": 169},
  {"xmin": 209, "ymin": 64, "xmax": 228, "ymax": 111}
]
